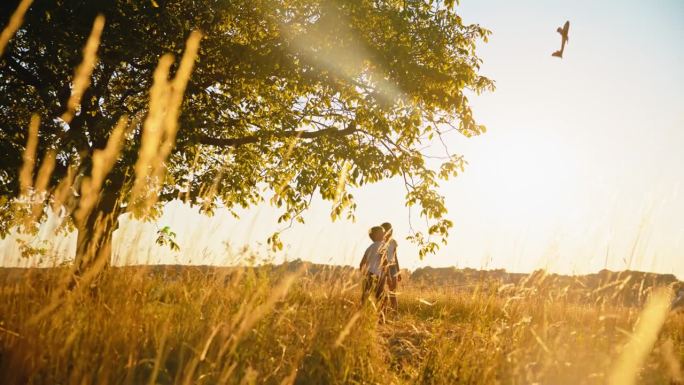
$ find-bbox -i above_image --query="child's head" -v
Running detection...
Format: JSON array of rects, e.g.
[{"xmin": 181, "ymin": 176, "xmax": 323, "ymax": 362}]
[
  {"xmin": 380, "ymin": 222, "xmax": 393, "ymax": 239},
  {"xmin": 368, "ymin": 226, "xmax": 385, "ymax": 242}
]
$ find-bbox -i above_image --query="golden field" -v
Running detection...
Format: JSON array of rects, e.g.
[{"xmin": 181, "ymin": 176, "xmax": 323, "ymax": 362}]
[{"xmin": 0, "ymin": 264, "xmax": 682, "ymax": 384}]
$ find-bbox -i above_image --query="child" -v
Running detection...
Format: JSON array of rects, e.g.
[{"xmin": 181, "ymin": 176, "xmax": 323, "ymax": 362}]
[
  {"xmin": 380, "ymin": 222, "xmax": 401, "ymax": 313},
  {"xmin": 360, "ymin": 226, "xmax": 385, "ymax": 303}
]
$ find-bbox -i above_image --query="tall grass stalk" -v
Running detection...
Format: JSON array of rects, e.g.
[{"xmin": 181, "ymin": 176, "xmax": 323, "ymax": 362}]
[
  {"xmin": 608, "ymin": 287, "xmax": 674, "ymax": 385},
  {"xmin": 60, "ymin": 15, "xmax": 105, "ymax": 124},
  {"xmin": 0, "ymin": 0, "xmax": 33, "ymax": 56}
]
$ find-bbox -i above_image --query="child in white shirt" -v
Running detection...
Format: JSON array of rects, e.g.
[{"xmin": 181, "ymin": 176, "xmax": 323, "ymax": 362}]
[{"xmin": 360, "ymin": 226, "xmax": 385, "ymax": 303}]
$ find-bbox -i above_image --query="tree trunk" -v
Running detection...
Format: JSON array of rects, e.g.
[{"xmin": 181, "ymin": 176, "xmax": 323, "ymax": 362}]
[{"xmin": 72, "ymin": 183, "xmax": 123, "ymax": 284}]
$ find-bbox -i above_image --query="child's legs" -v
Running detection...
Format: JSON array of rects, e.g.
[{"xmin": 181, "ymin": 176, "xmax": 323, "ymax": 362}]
[
  {"xmin": 374, "ymin": 274, "xmax": 386, "ymax": 301},
  {"xmin": 386, "ymin": 265, "xmax": 399, "ymax": 310},
  {"xmin": 373, "ymin": 274, "xmax": 388, "ymax": 323},
  {"xmin": 386, "ymin": 274, "xmax": 398, "ymax": 311},
  {"xmin": 361, "ymin": 274, "xmax": 371, "ymax": 302},
  {"xmin": 361, "ymin": 274, "xmax": 378, "ymax": 303}
]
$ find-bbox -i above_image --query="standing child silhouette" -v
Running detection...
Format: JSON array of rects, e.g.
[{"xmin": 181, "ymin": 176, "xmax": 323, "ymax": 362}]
[
  {"xmin": 380, "ymin": 222, "xmax": 401, "ymax": 314},
  {"xmin": 360, "ymin": 226, "xmax": 386, "ymax": 304}
]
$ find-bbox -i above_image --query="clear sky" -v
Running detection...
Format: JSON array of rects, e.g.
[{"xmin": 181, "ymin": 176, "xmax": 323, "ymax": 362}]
[{"xmin": 2, "ymin": 0, "xmax": 683, "ymax": 278}]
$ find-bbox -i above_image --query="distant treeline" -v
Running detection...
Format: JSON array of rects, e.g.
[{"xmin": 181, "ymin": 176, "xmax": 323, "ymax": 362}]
[
  {"xmin": 409, "ymin": 266, "xmax": 681, "ymax": 307},
  {"xmin": 1, "ymin": 260, "xmax": 680, "ymax": 307}
]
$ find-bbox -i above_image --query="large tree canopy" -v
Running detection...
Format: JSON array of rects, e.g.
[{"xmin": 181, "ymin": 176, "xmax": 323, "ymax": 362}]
[{"xmin": 0, "ymin": 0, "xmax": 493, "ymax": 268}]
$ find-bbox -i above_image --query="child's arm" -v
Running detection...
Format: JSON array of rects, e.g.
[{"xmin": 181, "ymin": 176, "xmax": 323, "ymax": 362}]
[
  {"xmin": 394, "ymin": 240, "xmax": 402, "ymax": 281},
  {"xmin": 394, "ymin": 241, "xmax": 400, "ymax": 270},
  {"xmin": 359, "ymin": 250, "xmax": 369, "ymax": 270}
]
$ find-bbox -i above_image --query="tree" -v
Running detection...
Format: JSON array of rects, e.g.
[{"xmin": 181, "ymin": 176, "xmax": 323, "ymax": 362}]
[{"xmin": 0, "ymin": 0, "xmax": 493, "ymax": 274}]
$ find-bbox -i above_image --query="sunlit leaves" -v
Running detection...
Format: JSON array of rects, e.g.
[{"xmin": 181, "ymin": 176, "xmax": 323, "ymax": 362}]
[
  {"xmin": 439, "ymin": 154, "xmax": 467, "ymax": 180},
  {"xmin": 0, "ymin": 0, "xmax": 493, "ymax": 259},
  {"xmin": 155, "ymin": 225, "xmax": 180, "ymax": 252}
]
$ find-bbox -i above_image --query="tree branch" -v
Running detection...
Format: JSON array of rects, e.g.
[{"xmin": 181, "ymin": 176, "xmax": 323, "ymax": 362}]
[{"xmin": 197, "ymin": 123, "xmax": 357, "ymax": 147}]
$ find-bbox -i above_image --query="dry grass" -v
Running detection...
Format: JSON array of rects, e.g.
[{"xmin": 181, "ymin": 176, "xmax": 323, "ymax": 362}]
[
  {"xmin": 1, "ymin": 6, "xmax": 682, "ymax": 385},
  {"xmin": 0, "ymin": 266, "xmax": 682, "ymax": 385}
]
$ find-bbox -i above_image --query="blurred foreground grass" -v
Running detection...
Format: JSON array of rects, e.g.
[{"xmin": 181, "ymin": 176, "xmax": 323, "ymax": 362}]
[{"xmin": 0, "ymin": 265, "xmax": 682, "ymax": 385}]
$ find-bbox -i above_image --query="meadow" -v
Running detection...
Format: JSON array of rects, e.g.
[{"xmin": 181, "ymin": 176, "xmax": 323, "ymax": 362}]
[
  {"xmin": 1, "ymin": 264, "xmax": 682, "ymax": 384},
  {"xmin": 1, "ymin": 2, "xmax": 683, "ymax": 384}
]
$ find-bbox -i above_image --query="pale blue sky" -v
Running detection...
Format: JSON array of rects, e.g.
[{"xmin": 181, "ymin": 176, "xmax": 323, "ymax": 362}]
[{"xmin": 3, "ymin": 0, "xmax": 683, "ymax": 278}]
